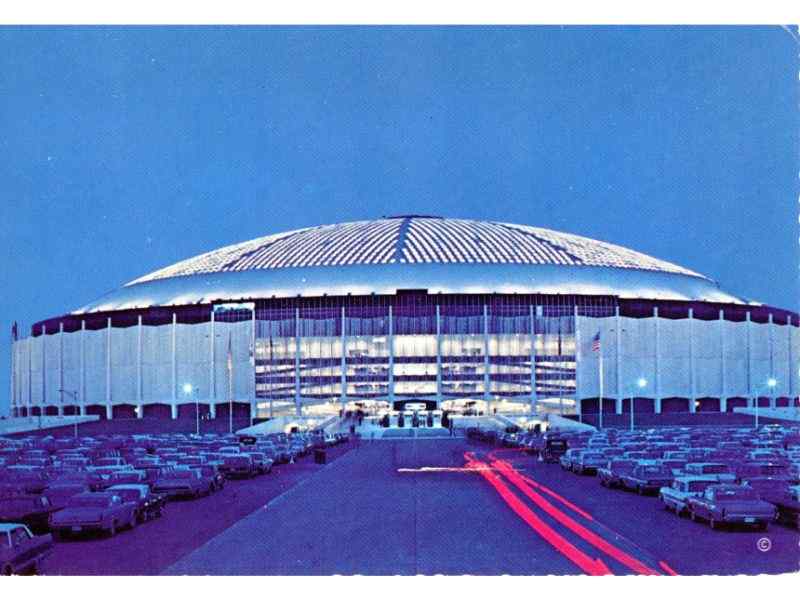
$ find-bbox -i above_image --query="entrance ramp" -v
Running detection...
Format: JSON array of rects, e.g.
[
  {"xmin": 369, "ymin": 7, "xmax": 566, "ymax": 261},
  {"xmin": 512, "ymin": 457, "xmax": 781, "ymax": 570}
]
[{"xmin": 357, "ymin": 425, "xmax": 451, "ymax": 440}]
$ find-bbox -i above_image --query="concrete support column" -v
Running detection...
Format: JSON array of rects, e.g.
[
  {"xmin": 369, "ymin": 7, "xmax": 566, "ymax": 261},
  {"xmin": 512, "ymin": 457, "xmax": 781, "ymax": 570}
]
[
  {"xmin": 435, "ymin": 305, "xmax": 442, "ymax": 406},
  {"xmin": 28, "ymin": 335, "xmax": 33, "ymax": 418},
  {"xmin": 530, "ymin": 305, "xmax": 537, "ymax": 414},
  {"xmin": 251, "ymin": 308, "xmax": 257, "ymax": 423},
  {"xmin": 654, "ymin": 307, "xmax": 661, "ymax": 414},
  {"xmin": 788, "ymin": 318, "xmax": 794, "ymax": 406},
  {"xmin": 171, "ymin": 313, "xmax": 177, "ymax": 420},
  {"xmin": 483, "ymin": 304, "xmax": 490, "ymax": 414},
  {"xmin": 615, "ymin": 306, "xmax": 623, "ymax": 414},
  {"xmin": 574, "ymin": 305, "xmax": 582, "ymax": 416},
  {"xmin": 688, "ymin": 308, "xmax": 697, "ymax": 413},
  {"xmin": 295, "ymin": 308, "xmax": 301, "ymax": 417},
  {"xmin": 137, "ymin": 315, "xmax": 143, "ymax": 418},
  {"xmin": 9, "ymin": 332, "xmax": 16, "ymax": 418},
  {"xmin": 106, "ymin": 317, "xmax": 113, "ymax": 420},
  {"xmin": 41, "ymin": 328, "xmax": 46, "ymax": 416},
  {"xmin": 80, "ymin": 321, "xmax": 86, "ymax": 416},
  {"xmin": 388, "ymin": 306, "xmax": 395, "ymax": 405},
  {"xmin": 58, "ymin": 322, "xmax": 64, "ymax": 416},
  {"xmin": 209, "ymin": 311, "xmax": 216, "ymax": 418},
  {"xmin": 719, "ymin": 309, "xmax": 727, "ymax": 413},
  {"xmin": 340, "ymin": 306, "xmax": 347, "ymax": 415}
]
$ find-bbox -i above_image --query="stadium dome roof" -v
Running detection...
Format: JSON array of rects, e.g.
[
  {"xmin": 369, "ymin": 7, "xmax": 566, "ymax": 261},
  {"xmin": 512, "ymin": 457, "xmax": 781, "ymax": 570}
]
[{"xmin": 75, "ymin": 216, "xmax": 745, "ymax": 313}]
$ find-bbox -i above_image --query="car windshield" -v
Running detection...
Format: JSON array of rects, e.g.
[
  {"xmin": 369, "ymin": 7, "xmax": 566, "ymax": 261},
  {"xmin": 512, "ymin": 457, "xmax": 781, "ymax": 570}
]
[
  {"xmin": 641, "ymin": 467, "xmax": 668, "ymax": 475},
  {"xmin": 688, "ymin": 481, "xmax": 712, "ymax": 492},
  {"xmin": 583, "ymin": 453, "xmax": 604, "ymax": 460},
  {"xmin": 68, "ymin": 496, "xmax": 112, "ymax": 508},
  {"xmin": 111, "ymin": 489, "xmax": 138, "ymax": 501},
  {"xmin": 168, "ymin": 470, "xmax": 195, "ymax": 479},
  {"xmin": 703, "ymin": 465, "xmax": 728, "ymax": 474},
  {"xmin": 760, "ymin": 465, "xmax": 787, "ymax": 475},
  {"xmin": 716, "ymin": 488, "xmax": 758, "ymax": 501}
]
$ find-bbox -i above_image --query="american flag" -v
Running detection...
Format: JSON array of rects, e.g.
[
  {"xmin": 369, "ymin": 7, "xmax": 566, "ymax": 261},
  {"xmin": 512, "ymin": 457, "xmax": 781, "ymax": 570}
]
[{"xmin": 591, "ymin": 331, "xmax": 601, "ymax": 352}]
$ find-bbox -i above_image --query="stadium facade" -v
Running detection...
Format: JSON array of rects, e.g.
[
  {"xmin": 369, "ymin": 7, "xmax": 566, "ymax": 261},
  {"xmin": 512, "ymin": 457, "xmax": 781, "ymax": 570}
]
[{"xmin": 9, "ymin": 216, "xmax": 799, "ymax": 422}]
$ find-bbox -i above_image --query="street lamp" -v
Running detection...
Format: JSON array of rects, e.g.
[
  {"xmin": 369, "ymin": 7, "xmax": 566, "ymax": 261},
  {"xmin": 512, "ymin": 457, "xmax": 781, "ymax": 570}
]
[
  {"xmin": 183, "ymin": 383, "xmax": 199, "ymax": 436},
  {"xmin": 753, "ymin": 377, "xmax": 777, "ymax": 429},
  {"xmin": 58, "ymin": 389, "xmax": 79, "ymax": 438},
  {"xmin": 630, "ymin": 377, "xmax": 648, "ymax": 432}
]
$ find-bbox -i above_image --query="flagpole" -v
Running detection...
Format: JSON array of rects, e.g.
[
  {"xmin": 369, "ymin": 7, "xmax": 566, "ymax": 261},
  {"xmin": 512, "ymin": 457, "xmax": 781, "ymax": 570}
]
[
  {"xmin": 227, "ymin": 331, "xmax": 233, "ymax": 435},
  {"xmin": 598, "ymin": 350, "xmax": 604, "ymax": 430}
]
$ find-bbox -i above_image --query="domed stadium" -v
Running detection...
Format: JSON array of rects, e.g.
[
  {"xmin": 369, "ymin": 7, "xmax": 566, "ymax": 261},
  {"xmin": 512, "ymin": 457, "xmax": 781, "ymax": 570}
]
[{"xmin": 10, "ymin": 216, "xmax": 799, "ymax": 427}]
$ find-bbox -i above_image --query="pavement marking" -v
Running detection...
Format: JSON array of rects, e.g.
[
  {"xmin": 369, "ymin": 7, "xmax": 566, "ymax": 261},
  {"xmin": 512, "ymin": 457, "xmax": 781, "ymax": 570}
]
[
  {"xmin": 492, "ymin": 458, "xmax": 664, "ymax": 576},
  {"xmin": 659, "ymin": 560, "xmax": 680, "ymax": 576},
  {"xmin": 516, "ymin": 472, "xmax": 595, "ymax": 522},
  {"xmin": 464, "ymin": 452, "xmax": 612, "ymax": 576}
]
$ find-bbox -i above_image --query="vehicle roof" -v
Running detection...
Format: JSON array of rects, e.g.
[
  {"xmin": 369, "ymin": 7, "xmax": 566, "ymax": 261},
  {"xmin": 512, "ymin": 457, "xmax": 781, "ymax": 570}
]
[
  {"xmin": 0, "ymin": 523, "xmax": 29, "ymax": 532},
  {"xmin": 75, "ymin": 491, "xmax": 117, "ymax": 498},
  {"xmin": 107, "ymin": 484, "xmax": 149, "ymax": 491},
  {"xmin": 673, "ymin": 475, "xmax": 721, "ymax": 483}
]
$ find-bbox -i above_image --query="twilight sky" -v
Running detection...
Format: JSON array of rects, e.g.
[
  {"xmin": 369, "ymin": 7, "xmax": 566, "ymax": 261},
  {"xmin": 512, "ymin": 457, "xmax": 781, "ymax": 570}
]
[{"xmin": 0, "ymin": 26, "xmax": 797, "ymax": 416}]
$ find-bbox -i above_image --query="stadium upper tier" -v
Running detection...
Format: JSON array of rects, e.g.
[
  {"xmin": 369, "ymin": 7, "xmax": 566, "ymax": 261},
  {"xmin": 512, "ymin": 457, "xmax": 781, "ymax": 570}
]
[{"xmin": 75, "ymin": 216, "xmax": 745, "ymax": 313}]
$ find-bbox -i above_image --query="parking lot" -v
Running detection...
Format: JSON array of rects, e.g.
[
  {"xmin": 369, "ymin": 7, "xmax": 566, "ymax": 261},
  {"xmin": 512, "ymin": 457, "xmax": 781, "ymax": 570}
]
[
  {"xmin": 2, "ymin": 422, "xmax": 800, "ymax": 576},
  {"xmin": 0, "ymin": 429, "xmax": 354, "ymax": 575},
  {"xmin": 166, "ymin": 434, "xmax": 800, "ymax": 576}
]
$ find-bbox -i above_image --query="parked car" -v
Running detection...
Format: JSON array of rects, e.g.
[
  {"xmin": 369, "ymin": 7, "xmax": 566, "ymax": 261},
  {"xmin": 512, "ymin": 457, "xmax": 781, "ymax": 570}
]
[
  {"xmin": 0, "ymin": 523, "xmax": 53, "ymax": 575},
  {"xmin": 219, "ymin": 454, "xmax": 256, "ymax": 479},
  {"xmin": 659, "ymin": 476, "xmax": 719, "ymax": 515},
  {"xmin": 107, "ymin": 484, "xmax": 166, "ymax": 523},
  {"xmin": 501, "ymin": 432, "xmax": 520, "ymax": 447},
  {"xmin": 762, "ymin": 485, "xmax": 800, "ymax": 529},
  {"xmin": 152, "ymin": 469, "xmax": 213, "ymax": 498},
  {"xmin": 0, "ymin": 468, "xmax": 49, "ymax": 494},
  {"xmin": 571, "ymin": 451, "xmax": 606, "ymax": 475},
  {"xmin": 620, "ymin": 464, "xmax": 674, "ymax": 495},
  {"xmin": 104, "ymin": 469, "xmax": 148, "ymax": 487},
  {"xmin": 741, "ymin": 476, "xmax": 792, "ymax": 500},
  {"xmin": 50, "ymin": 491, "xmax": 137, "ymax": 538},
  {"xmin": 683, "ymin": 463, "xmax": 736, "ymax": 483},
  {"xmin": 687, "ymin": 484, "xmax": 776, "ymax": 530},
  {"xmin": 49, "ymin": 471, "xmax": 106, "ymax": 492},
  {"xmin": 542, "ymin": 437, "xmax": 568, "ymax": 463},
  {"xmin": 659, "ymin": 459, "xmax": 688, "ymax": 477},
  {"xmin": 43, "ymin": 484, "xmax": 89, "ymax": 511},
  {"xmin": 597, "ymin": 459, "xmax": 637, "ymax": 488},
  {"xmin": 243, "ymin": 452, "xmax": 273, "ymax": 475},
  {"xmin": 559, "ymin": 449, "xmax": 583, "ymax": 471},
  {"xmin": 736, "ymin": 461, "xmax": 790, "ymax": 482},
  {"xmin": 0, "ymin": 495, "xmax": 56, "ymax": 533},
  {"xmin": 197, "ymin": 464, "xmax": 226, "ymax": 492}
]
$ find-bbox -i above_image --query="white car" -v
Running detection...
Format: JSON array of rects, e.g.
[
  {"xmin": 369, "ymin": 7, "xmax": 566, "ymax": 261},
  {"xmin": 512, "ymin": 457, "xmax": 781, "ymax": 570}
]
[{"xmin": 659, "ymin": 476, "xmax": 719, "ymax": 515}]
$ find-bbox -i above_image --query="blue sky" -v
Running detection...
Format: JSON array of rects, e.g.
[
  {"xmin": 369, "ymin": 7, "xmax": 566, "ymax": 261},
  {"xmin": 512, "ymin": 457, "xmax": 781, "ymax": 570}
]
[{"xmin": 0, "ymin": 26, "xmax": 797, "ymax": 416}]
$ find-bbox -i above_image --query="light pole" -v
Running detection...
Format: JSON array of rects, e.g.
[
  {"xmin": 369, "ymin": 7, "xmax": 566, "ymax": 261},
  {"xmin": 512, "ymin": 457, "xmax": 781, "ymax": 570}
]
[
  {"xmin": 753, "ymin": 377, "xmax": 777, "ymax": 430},
  {"xmin": 183, "ymin": 383, "xmax": 199, "ymax": 436},
  {"xmin": 58, "ymin": 389, "xmax": 79, "ymax": 438},
  {"xmin": 630, "ymin": 377, "xmax": 648, "ymax": 432}
]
